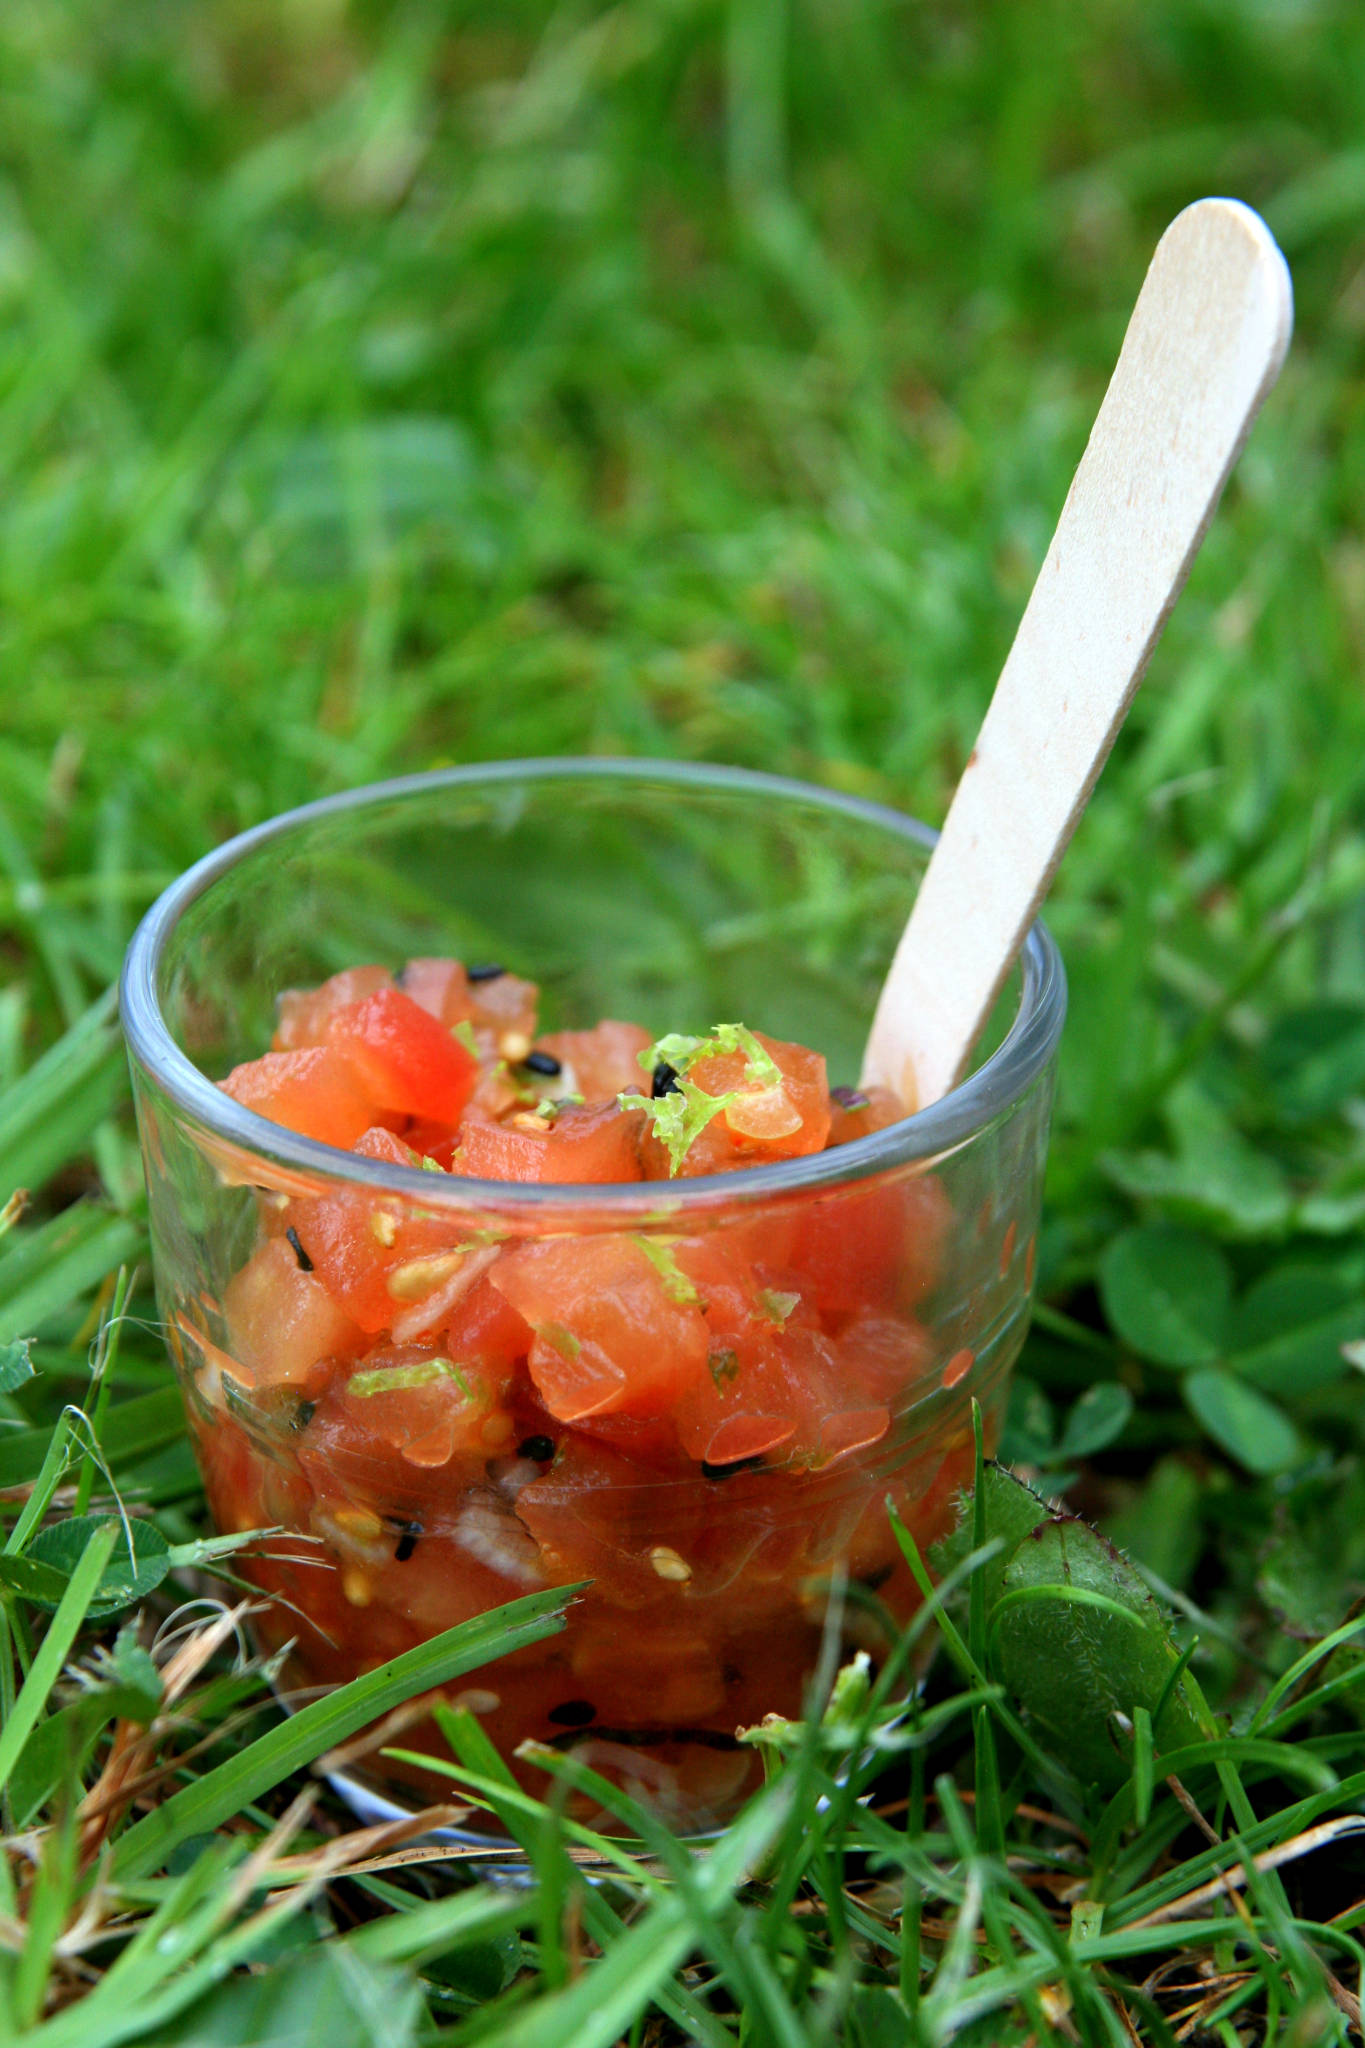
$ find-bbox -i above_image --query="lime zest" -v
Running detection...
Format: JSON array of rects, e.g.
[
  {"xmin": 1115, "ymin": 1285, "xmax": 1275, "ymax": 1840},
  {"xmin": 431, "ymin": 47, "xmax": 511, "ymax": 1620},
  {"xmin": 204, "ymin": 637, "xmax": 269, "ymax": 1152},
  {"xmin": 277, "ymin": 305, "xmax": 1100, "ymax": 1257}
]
[
  {"xmin": 708, "ymin": 1346, "xmax": 740, "ymax": 1389},
  {"xmin": 759, "ymin": 1288, "xmax": 801, "ymax": 1327},
  {"xmin": 621, "ymin": 1023, "xmax": 782, "ymax": 1175},
  {"xmin": 452, "ymin": 1019, "xmax": 480, "ymax": 1057},
  {"xmin": 349, "ymin": 1356, "xmax": 470, "ymax": 1399},
  {"xmin": 632, "ymin": 1236, "xmax": 702, "ymax": 1305}
]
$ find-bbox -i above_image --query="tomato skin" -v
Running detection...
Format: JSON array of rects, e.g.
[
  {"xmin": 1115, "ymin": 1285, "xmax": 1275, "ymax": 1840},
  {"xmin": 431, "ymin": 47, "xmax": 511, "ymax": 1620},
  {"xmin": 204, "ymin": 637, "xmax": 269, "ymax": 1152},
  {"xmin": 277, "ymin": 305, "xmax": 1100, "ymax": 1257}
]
[
  {"xmin": 325, "ymin": 987, "xmax": 479, "ymax": 1126},
  {"xmin": 455, "ymin": 1102, "xmax": 642, "ymax": 1184},
  {"xmin": 219, "ymin": 1046, "xmax": 379, "ymax": 1148}
]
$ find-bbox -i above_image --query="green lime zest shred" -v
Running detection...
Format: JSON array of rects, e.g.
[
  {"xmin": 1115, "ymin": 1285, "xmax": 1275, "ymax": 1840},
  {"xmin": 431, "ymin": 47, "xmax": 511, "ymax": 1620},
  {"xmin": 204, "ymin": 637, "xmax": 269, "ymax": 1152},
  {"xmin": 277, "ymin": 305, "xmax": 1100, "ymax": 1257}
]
[
  {"xmin": 759, "ymin": 1288, "xmax": 801, "ymax": 1327},
  {"xmin": 349, "ymin": 1356, "xmax": 471, "ymax": 1399},
  {"xmin": 709, "ymin": 1346, "xmax": 740, "ymax": 1389},
  {"xmin": 633, "ymin": 1235, "xmax": 702, "ymax": 1305},
  {"xmin": 621, "ymin": 1023, "xmax": 781, "ymax": 1175}
]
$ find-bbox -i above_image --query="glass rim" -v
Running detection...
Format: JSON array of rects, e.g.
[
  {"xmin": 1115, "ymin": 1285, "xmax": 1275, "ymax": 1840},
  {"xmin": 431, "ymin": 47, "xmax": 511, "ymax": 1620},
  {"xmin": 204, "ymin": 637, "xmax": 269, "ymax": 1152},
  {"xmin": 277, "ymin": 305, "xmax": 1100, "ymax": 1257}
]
[{"xmin": 119, "ymin": 757, "xmax": 1067, "ymax": 1214}]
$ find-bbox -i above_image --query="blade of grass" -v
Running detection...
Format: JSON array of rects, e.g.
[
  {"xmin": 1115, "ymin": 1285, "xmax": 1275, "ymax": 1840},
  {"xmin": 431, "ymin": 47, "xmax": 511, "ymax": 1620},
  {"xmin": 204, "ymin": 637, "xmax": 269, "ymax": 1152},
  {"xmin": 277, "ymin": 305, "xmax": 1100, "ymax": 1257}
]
[{"xmin": 110, "ymin": 1583, "xmax": 582, "ymax": 1880}]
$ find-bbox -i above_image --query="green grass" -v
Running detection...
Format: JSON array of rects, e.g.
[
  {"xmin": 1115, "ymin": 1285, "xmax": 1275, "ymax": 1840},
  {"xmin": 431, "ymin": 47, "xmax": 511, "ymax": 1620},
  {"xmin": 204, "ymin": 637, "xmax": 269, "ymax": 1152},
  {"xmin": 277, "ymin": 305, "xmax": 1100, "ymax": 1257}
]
[{"xmin": 4, "ymin": 1, "xmax": 1365, "ymax": 2040}]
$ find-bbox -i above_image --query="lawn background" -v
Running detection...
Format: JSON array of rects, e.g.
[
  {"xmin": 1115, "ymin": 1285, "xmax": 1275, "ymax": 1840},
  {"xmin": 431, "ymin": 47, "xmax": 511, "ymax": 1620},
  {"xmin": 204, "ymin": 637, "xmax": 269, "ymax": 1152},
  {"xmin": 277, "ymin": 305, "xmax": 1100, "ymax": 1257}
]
[{"xmin": 4, "ymin": 2, "xmax": 1365, "ymax": 2041}]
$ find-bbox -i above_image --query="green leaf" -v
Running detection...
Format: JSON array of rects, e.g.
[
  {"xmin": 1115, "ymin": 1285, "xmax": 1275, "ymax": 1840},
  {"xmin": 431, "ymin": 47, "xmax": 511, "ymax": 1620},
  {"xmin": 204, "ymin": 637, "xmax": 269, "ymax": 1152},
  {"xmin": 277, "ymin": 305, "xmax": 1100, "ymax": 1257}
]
[
  {"xmin": 990, "ymin": 1518, "xmax": 1205, "ymax": 1790},
  {"xmin": 998, "ymin": 1376, "xmax": 1055, "ymax": 1465},
  {"xmin": 1105, "ymin": 1455, "xmax": 1204, "ymax": 1591},
  {"xmin": 1228, "ymin": 1264, "xmax": 1365, "ymax": 1393},
  {"xmin": 1183, "ymin": 1367, "xmax": 1306, "ymax": 1475},
  {"xmin": 1262, "ymin": 1001, "xmax": 1365, "ymax": 1120},
  {"xmin": 149, "ymin": 1942, "xmax": 423, "ymax": 2048},
  {"xmin": 0, "ymin": 1385, "xmax": 184, "ymax": 1490},
  {"xmin": 929, "ymin": 1462, "xmax": 1056, "ymax": 1620},
  {"xmin": 1097, "ymin": 1224, "xmax": 1231, "ymax": 1367},
  {"xmin": 1101, "ymin": 1082, "xmax": 1292, "ymax": 1240},
  {"xmin": 0, "ymin": 1335, "xmax": 35, "ymax": 1392},
  {"xmin": 24, "ymin": 1514, "xmax": 172, "ymax": 1616},
  {"xmin": 1056, "ymin": 1382, "xmax": 1133, "ymax": 1461}
]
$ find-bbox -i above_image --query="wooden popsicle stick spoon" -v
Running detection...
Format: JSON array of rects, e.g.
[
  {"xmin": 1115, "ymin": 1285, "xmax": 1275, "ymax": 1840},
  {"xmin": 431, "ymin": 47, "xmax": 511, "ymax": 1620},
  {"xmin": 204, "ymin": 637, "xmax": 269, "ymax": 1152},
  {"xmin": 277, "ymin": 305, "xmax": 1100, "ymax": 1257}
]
[{"xmin": 861, "ymin": 198, "xmax": 1293, "ymax": 1111}]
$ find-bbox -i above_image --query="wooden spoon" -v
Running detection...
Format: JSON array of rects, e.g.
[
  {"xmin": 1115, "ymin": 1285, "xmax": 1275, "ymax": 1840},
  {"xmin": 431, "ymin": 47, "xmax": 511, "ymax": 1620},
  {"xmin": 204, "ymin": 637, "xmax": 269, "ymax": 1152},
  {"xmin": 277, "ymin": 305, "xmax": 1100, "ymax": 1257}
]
[{"xmin": 861, "ymin": 198, "xmax": 1293, "ymax": 1111}]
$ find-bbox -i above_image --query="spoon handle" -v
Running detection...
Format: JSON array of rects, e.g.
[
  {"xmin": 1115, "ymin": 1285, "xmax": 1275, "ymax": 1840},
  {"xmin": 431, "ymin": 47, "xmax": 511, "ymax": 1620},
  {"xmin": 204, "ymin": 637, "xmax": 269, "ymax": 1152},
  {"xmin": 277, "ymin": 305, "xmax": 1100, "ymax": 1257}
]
[{"xmin": 861, "ymin": 198, "xmax": 1292, "ymax": 1110}]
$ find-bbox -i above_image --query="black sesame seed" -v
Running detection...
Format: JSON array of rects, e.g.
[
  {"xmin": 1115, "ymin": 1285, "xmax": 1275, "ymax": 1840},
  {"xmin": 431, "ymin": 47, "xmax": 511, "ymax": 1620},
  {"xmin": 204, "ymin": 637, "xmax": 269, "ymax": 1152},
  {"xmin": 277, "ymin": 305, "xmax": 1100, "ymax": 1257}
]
[
  {"xmin": 292, "ymin": 1400, "xmax": 316, "ymax": 1432},
  {"xmin": 701, "ymin": 1454, "xmax": 766, "ymax": 1480},
  {"xmin": 285, "ymin": 1226, "xmax": 313, "ymax": 1273},
  {"xmin": 521, "ymin": 1049, "xmax": 562, "ymax": 1077},
  {"xmin": 465, "ymin": 962, "xmax": 507, "ymax": 983},
  {"xmin": 831, "ymin": 1085, "xmax": 872, "ymax": 1110},
  {"xmin": 547, "ymin": 1698, "xmax": 596, "ymax": 1728},
  {"xmin": 518, "ymin": 1434, "xmax": 555, "ymax": 1463},
  {"xmin": 652, "ymin": 1061, "xmax": 681, "ymax": 1098},
  {"xmin": 394, "ymin": 1521, "xmax": 422, "ymax": 1563}
]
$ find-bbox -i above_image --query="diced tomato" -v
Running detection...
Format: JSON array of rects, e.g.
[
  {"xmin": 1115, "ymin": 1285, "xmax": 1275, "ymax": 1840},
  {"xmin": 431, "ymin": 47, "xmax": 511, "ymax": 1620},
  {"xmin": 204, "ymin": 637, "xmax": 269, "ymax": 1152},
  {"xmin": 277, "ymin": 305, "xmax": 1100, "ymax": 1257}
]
[
  {"xmin": 441, "ymin": 1274, "xmax": 534, "ymax": 1369},
  {"xmin": 219, "ymin": 1045, "xmax": 379, "ymax": 1148},
  {"xmin": 639, "ymin": 1030, "xmax": 830, "ymax": 1178},
  {"xmin": 825, "ymin": 1083, "xmax": 904, "ymax": 1148},
  {"xmin": 491, "ymin": 1235, "xmax": 710, "ymax": 1423},
  {"xmin": 836, "ymin": 1311, "xmax": 934, "ymax": 1409},
  {"xmin": 288, "ymin": 1127, "xmax": 474, "ymax": 1332},
  {"xmin": 338, "ymin": 1345, "xmax": 516, "ymax": 1466},
  {"xmin": 787, "ymin": 1170, "xmax": 950, "ymax": 1315},
  {"xmin": 223, "ymin": 1234, "xmax": 366, "ymax": 1387},
  {"xmin": 275, "ymin": 966, "xmax": 396, "ymax": 1050},
  {"xmin": 402, "ymin": 959, "xmax": 539, "ymax": 1060},
  {"xmin": 515, "ymin": 1436, "xmax": 709, "ymax": 1606},
  {"xmin": 323, "ymin": 987, "xmax": 478, "ymax": 1126},
  {"xmin": 455, "ymin": 1102, "xmax": 642, "ymax": 1184},
  {"xmin": 535, "ymin": 1022, "xmax": 654, "ymax": 1103}
]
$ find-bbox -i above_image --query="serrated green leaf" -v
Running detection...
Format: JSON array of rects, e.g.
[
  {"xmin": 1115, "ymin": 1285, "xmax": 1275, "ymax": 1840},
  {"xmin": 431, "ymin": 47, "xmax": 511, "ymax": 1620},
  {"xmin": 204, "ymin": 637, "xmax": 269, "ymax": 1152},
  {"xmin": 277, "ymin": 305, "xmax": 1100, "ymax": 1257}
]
[
  {"xmin": 1183, "ymin": 1367, "xmax": 1305, "ymax": 1475},
  {"xmin": 990, "ymin": 1518, "xmax": 1205, "ymax": 1789},
  {"xmin": 1097, "ymin": 1224, "xmax": 1231, "ymax": 1367},
  {"xmin": 1057, "ymin": 1381, "xmax": 1133, "ymax": 1460},
  {"xmin": 929, "ymin": 1462, "xmax": 1055, "ymax": 1620}
]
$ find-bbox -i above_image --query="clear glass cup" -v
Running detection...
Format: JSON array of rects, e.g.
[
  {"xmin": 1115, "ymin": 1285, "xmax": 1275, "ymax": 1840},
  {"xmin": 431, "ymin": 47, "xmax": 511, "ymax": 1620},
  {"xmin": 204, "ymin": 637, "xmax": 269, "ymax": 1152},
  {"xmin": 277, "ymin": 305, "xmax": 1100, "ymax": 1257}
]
[{"xmin": 121, "ymin": 760, "xmax": 1065, "ymax": 1836}]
